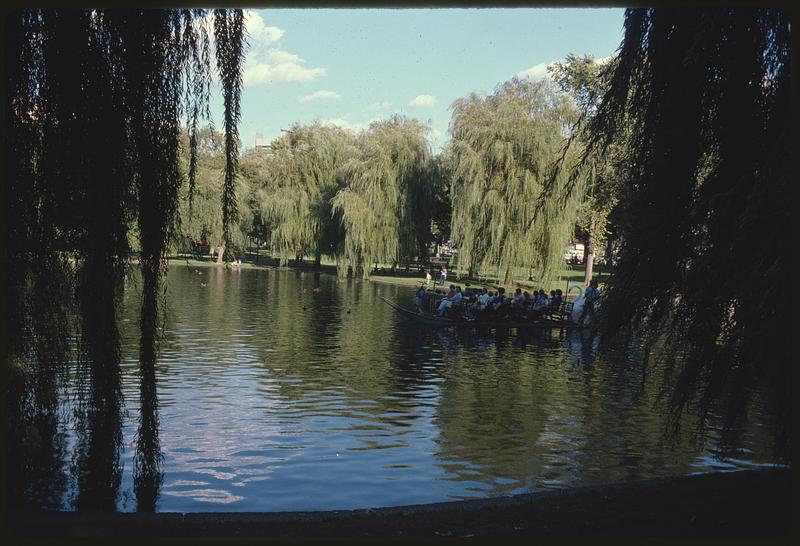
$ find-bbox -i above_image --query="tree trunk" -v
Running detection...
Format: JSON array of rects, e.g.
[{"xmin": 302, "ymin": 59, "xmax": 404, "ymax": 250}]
[
  {"xmin": 216, "ymin": 241, "xmax": 225, "ymax": 265},
  {"xmin": 583, "ymin": 237, "xmax": 594, "ymax": 286},
  {"xmin": 605, "ymin": 236, "xmax": 614, "ymax": 270},
  {"xmin": 314, "ymin": 251, "xmax": 321, "ymax": 269}
]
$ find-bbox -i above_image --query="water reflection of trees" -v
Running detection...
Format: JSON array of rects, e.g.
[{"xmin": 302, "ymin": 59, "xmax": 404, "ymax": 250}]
[
  {"xmin": 429, "ymin": 327, "xmax": 729, "ymax": 496},
  {"xmin": 264, "ymin": 276, "xmax": 401, "ymax": 413},
  {"xmin": 432, "ymin": 334, "xmax": 565, "ymax": 496}
]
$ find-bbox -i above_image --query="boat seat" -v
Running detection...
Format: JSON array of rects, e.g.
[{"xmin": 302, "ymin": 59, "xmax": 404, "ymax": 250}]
[
  {"xmin": 550, "ymin": 301, "xmax": 574, "ymax": 322},
  {"xmin": 448, "ymin": 302, "xmax": 465, "ymax": 318}
]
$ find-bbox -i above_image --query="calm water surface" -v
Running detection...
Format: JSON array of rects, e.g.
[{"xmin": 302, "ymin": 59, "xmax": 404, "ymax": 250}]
[{"xmin": 57, "ymin": 267, "xmax": 778, "ymax": 512}]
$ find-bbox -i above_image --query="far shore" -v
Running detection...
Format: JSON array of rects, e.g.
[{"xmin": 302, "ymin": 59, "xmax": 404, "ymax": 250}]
[{"xmin": 154, "ymin": 255, "xmax": 599, "ymax": 296}]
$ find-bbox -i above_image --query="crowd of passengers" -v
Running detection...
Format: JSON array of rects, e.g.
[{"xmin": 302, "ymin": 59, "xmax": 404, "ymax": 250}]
[{"xmin": 413, "ymin": 284, "xmax": 566, "ymax": 321}]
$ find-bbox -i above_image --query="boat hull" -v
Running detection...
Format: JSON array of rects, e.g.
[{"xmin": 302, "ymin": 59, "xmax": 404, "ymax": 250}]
[{"xmin": 381, "ymin": 297, "xmax": 581, "ymax": 330}]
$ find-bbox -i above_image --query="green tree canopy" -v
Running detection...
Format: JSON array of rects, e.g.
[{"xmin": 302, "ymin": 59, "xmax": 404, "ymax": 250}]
[
  {"xmin": 331, "ymin": 115, "xmax": 433, "ymax": 277},
  {"xmin": 174, "ymin": 126, "xmax": 255, "ymax": 258},
  {"xmin": 448, "ymin": 77, "xmax": 581, "ymax": 284},
  {"xmin": 549, "ymin": 54, "xmax": 622, "ymax": 280},
  {"xmin": 260, "ymin": 122, "xmax": 359, "ymax": 264}
]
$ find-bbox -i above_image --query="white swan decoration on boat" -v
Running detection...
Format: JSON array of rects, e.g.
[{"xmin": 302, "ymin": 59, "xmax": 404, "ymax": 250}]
[{"xmin": 568, "ymin": 284, "xmax": 585, "ymax": 323}]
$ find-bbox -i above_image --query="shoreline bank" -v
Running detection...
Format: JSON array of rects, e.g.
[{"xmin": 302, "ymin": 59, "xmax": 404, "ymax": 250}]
[
  {"xmin": 161, "ymin": 257, "xmax": 577, "ymax": 294},
  {"xmin": 8, "ymin": 468, "xmax": 790, "ymax": 543}
]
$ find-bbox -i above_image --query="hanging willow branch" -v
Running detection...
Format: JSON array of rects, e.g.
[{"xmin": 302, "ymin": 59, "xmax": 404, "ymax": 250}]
[
  {"xmin": 585, "ymin": 8, "xmax": 791, "ymax": 458},
  {"xmin": 5, "ymin": 7, "xmax": 247, "ymax": 510},
  {"xmin": 214, "ymin": 9, "xmax": 245, "ymax": 254}
]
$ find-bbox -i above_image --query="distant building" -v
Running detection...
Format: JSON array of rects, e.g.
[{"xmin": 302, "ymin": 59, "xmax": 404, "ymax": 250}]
[
  {"xmin": 253, "ymin": 132, "xmax": 270, "ymax": 149},
  {"xmin": 564, "ymin": 242, "xmax": 585, "ymax": 263}
]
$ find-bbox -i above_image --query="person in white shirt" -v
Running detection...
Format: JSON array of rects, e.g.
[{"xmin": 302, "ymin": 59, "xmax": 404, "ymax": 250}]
[
  {"xmin": 476, "ymin": 288, "xmax": 491, "ymax": 310},
  {"xmin": 437, "ymin": 285, "xmax": 463, "ymax": 317}
]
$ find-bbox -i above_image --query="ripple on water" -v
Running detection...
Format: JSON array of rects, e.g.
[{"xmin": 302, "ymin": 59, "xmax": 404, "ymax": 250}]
[{"xmin": 45, "ymin": 267, "xmax": 780, "ymax": 512}]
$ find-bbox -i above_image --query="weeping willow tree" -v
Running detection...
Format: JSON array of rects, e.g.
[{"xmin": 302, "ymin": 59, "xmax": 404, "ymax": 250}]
[
  {"xmin": 583, "ymin": 8, "xmax": 791, "ymax": 458},
  {"xmin": 549, "ymin": 54, "xmax": 622, "ymax": 284},
  {"xmin": 175, "ymin": 126, "xmax": 254, "ymax": 262},
  {"xmin": 260, "ymin": 123, "xmax": 359, "ymax": 266},
  {"xmin": 5, "ymin": 8, "xmax": 245, "ymax": 510},
  {"xmin": 331, "ymin": 115, "xmax": 433, "ymax": 277},
  {"xmin": 449, "ymin": 78, "xmax": 582, "ymax": 284}
]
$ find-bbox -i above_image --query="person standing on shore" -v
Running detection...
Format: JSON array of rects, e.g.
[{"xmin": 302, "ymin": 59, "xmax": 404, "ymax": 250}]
[
  {"xmin": 425, "ymin": 270, "xmax": 432, "ymax": 286},
  {"xmin": 439, "ymin": 266, "xmax": 447, "ymax": 286}
]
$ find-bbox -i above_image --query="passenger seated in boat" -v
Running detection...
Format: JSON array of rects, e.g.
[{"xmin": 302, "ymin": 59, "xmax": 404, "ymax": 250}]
[
  {"xmin": 464, "ymin": 293, "xmax": 478, "ymax": 320},
  {"xmin": 534, "ymin": 289, "xmax": 548, "ymax": 307},
  {"xmin": 491, "ymin": 287, "xmax": 506, "ymax": 308},
  {"xmin": 470, "ymin": 288, "xmax": 489, "ymax": 319},
  {"xmin": 511, "ymin": 288, "xmax": 525, "ymax": 319},
  {"xmin": 436, "ymin": 285, "xmax": 458, "ymax": 316},
  {"xmin": 527, "ymin": 289, "xmax": 548, "ymax": 319},
  {"xmin": 476, "ymin": 288, "xmax": 491, "ymax": 309},
  {"xmin": 486, "ymin": 287, "xmax": 506, "ymax": 318},
  {"xmin": 495, "ymin": 299, "xmax": 512, "ymax": 320},
  {"xmin": 443, "ymin": 286, "xmax": 464, "ymax": 318},
  {"xmin": 520, "ymin": 290, "xmax": 533, "ymax": 319},
  {"xmin": 547, "ymin": 289, "xmax": 563, "ymax": 317}
]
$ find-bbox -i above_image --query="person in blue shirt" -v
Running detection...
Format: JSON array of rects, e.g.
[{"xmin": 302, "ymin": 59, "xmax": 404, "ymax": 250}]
[
  {"xmin": 413, "ymin": 284, "xmax": 428, "ymax": 314},
  {"xmin": 580, "ymin": 279, "xmax": 600, "ymax": 324}
]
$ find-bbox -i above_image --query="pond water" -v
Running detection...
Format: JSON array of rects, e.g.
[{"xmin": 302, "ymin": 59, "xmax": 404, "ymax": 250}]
[{"xmin": 42, "ymin": 267, "xmax": 779, "ymax": 512}]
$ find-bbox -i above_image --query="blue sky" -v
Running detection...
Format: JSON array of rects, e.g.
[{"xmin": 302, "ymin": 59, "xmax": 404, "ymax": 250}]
[{"xmin": 209, "ymin": 8, "xmax": 625, "ymax": 152}]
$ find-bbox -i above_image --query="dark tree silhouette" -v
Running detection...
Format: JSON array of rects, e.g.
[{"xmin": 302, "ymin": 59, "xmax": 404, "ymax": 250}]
[
  {"xmin": 586, "ymin": 8, "xmax": 791, "ymax": 458},
  {"xmin": 4, "ymin": 8, "xmax": 245, "ymax": 511}
]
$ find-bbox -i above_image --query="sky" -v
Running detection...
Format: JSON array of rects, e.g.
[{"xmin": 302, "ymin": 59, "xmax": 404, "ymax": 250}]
[{"xmin": 209, "ymin": 8, "xmax": 626, "ymax": 153}]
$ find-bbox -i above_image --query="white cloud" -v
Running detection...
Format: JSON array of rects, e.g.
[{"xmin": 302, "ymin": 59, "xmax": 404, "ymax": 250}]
[
  {"xmin": 408, "ymin": 95, "xmax": 437, "ymax": 108},
  {"xmin": 265, "ymin": 48, "xmax": 300, "ymax": 64},
  {"xmin": 244, "ymin": 62, "xmax": 326, "ymax": 86},
  {"xmin": 241, "ymin": 10, "xmax": 326, "ymax": 87},
  {"xmin": 320, "ymin": 116, "xmax": 383, "ymax": 133},
  {"xmin": 299, "ymin": 90, "xmax": 340, "ymax": 103},
  {"xmin": 517, "ymin": 61, "xmax": 555, "ymax": 81},
  {"xmin": 366, "ymin": 101, "xmax": 393, "ymax": 111},
  {"xmin": 321, "ymin": 118, "xmax": 368, "ymax": 133},
  {"xmin": 244, "ymin": 10, "xmax": 284, "ymax": 44}
]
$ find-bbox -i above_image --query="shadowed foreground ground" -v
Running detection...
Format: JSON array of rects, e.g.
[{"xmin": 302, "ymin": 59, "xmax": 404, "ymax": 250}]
[{"xmin": 7, "ymin": 469, "xmax": 791, "ymax": 544}]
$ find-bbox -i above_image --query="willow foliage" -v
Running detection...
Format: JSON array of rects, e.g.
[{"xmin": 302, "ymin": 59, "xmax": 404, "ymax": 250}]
[
  {"xmin": 549, "ymin": 54, "xmax": 623, "ymax": 268},
  {"xmin": 331, "ymin": 116, "xmax": 432, "ymax": 277},
  {"xmin": 5, "ymin": 8, "xmax": 245, "ymax": 510},
  {"xmin": 175, "ymin": 126, "xmax": 255, "ymax": 255},
  {"xmin": 449, "ymin": 78, "xmax": 581, "ymax": 284},
  {"xmin": 261, "ymin": 123, "xmax": 358, "ymax": 264},
  {"xmin": 586, "ymin": 8, "xmax": 791, "ymax": 457}
]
